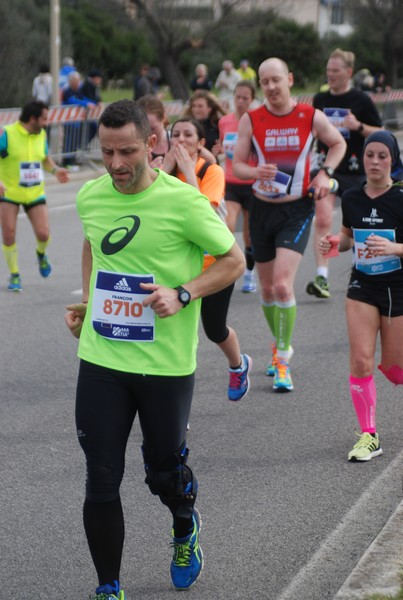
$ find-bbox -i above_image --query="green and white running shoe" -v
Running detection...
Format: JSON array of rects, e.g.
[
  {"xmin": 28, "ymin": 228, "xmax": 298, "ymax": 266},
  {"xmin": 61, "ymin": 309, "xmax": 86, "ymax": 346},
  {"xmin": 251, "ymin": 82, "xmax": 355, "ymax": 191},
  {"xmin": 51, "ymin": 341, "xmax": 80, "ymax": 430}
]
[
  {"xmin": 348, "ymin": 431, "xmax": 383, "ymax": 462},
  {"xmin": 306, "ymin": 275, "xmax": 330, "ymax": 298}
]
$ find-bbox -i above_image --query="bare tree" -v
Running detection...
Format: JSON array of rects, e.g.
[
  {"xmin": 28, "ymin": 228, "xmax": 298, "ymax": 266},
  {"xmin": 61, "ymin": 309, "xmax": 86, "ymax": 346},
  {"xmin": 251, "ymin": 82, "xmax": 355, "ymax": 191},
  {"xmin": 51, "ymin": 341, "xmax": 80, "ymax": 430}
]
[
  {"xmin": 123, "ymin": 0, "xmax": 245, "ymax": 99},
  {"xmin": 346, "ymin": 0, "xmax": 403, "ymax": 87},
  {"xmin": 0, "ymin": 0, "xmax": 50, "ymax": 108}
]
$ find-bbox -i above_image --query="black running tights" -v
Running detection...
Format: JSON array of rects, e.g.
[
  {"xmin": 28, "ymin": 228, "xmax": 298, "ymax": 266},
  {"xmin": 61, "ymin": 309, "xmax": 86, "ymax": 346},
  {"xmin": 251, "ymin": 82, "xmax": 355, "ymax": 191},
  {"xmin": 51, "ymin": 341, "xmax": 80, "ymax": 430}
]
[{"xmin": 75, "ymin": 360, "xmax": 194, "ymax": 587}]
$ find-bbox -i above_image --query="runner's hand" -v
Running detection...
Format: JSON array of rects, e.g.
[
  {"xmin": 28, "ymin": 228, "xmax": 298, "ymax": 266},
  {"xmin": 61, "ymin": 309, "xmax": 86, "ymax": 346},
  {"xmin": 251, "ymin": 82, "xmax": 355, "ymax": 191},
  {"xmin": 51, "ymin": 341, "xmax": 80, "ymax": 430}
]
[
  {"xmin": 255, "ymin": 163, "xmax": 277, "ymax": 180},
  {"xmin": 56, "ymin": 168, "xmax": 69, "ymax": 184},
  {"xmin": 65, "ymin": 303, "xmax": 87, "ymax": 338},
  {"xmin": 141, "ymin": 283, "xmax": 183, "ymax": 318}
]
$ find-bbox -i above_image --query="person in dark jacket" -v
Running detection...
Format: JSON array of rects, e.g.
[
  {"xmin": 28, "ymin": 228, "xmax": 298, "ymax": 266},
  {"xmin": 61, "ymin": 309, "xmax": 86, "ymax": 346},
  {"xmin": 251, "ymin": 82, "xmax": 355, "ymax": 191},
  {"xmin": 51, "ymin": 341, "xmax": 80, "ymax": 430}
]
[
  {"xmin": 80, "ymin": 69, "xmax": 103, "ymax": 146},
  {"xmin": 189, "ymin": 64, "xmax": 213, "ymax": 92},
  {"xmin": 62, "ymin": 72, "xmax": 96, "ymax": 167}
]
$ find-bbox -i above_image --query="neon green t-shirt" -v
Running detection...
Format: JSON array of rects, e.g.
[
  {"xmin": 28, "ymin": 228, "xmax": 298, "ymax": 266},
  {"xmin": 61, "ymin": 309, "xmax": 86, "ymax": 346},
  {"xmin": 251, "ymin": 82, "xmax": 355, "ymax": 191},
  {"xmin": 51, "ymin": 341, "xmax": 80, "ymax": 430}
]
[{"xmin": 76, "ymin": 169, "xmax": 235, "ymax": 376}]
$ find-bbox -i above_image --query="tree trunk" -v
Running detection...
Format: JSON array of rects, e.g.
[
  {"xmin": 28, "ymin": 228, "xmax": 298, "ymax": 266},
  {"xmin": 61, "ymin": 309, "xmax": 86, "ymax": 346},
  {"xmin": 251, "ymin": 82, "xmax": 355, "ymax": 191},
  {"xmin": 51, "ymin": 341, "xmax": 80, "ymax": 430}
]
[{"xmin": 158, "ymin": 53, "xmax": 190, "ymax": 101}]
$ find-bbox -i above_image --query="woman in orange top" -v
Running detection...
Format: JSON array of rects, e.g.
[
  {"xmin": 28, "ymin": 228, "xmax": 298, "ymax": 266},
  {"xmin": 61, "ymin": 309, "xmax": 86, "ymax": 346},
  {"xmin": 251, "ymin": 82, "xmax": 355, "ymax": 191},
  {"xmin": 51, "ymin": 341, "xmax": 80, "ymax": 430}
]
[{"xmin": 162, "ymin": 117, "xmax": 251, "ymax": 401}]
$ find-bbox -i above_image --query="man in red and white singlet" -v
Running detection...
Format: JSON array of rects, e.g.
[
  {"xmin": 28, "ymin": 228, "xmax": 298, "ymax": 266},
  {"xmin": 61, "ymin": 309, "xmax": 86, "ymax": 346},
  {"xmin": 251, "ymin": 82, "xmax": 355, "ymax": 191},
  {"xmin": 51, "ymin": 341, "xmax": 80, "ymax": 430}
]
[{"xmin": 233, "ymin": 57, "xmax": 346, "ymax": 392}]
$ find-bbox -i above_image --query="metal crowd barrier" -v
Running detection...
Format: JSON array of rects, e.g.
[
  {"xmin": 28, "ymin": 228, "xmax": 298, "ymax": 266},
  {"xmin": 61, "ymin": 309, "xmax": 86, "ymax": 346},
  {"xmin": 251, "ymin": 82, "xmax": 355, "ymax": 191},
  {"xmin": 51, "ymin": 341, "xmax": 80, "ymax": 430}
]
[
  {"xmin": 0, "ymin": 93, "xmax": 401, "ymax": 169},
  {"xmin": 0, "ymin": 100, "xmax": 185, "ymax": 170}
]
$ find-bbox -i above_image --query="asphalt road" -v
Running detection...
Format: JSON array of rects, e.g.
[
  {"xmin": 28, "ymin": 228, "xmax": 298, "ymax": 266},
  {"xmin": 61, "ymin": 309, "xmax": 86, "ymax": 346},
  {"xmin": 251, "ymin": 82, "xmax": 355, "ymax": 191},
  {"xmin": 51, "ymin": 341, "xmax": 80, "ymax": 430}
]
[{"xmin": 1, "ymin": 173, "xmax": 402, "ymax": 600}]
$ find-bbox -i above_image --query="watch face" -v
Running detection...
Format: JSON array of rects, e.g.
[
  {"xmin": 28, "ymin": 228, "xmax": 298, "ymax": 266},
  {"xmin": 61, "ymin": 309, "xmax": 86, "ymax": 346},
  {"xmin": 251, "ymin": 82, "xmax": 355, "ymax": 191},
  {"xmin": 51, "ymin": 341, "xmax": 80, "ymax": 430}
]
[
  {"xmin": 175, "ymin": 286, "xmax": 191, "ymax": 306},
  {"xmin": 180, "ymin": 291, "xmax": 191, "ymax": 304},
  {"xmin": 324, "ymin": 166, "xmax": 334, "ymax": 177}
]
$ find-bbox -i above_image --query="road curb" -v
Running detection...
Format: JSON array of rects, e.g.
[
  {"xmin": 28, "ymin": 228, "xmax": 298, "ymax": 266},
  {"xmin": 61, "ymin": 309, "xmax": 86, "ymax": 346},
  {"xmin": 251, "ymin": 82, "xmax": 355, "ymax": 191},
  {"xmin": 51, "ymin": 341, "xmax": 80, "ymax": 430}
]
[{"xmin": 334, "ymin": 499, "xmax": 403, "ymax": 599}]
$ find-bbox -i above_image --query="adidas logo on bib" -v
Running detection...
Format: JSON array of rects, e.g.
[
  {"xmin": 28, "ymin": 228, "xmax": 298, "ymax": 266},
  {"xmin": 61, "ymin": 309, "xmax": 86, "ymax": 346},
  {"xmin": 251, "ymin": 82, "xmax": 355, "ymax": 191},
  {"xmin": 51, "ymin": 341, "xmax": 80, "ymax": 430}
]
[{"xmin": 114, "ymin": 277, "xmax": 131, "ymax": 292}]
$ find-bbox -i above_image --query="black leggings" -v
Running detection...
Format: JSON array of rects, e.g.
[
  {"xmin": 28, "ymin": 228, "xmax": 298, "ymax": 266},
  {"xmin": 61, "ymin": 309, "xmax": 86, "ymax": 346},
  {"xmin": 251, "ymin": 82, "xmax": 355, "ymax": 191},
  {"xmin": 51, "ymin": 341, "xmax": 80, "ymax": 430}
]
[
  {"xmin": 200, "ymin": 282, "xmax": 235, "ymax": 344},
  {"xmin": 76, "ymin": 359, "xmax": 194, "ymax": 501},
  {"xmin": 75, "ymin": 360, "xmax": 195, "ymax": 586}
]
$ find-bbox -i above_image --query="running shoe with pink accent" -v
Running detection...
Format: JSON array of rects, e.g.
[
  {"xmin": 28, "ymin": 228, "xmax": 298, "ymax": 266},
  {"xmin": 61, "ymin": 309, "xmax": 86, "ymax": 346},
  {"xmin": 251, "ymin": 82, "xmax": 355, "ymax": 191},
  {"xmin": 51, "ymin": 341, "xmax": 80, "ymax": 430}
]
[{"xmin": 228, "ymin": 353, "xmax": 252, "ymax": 401}]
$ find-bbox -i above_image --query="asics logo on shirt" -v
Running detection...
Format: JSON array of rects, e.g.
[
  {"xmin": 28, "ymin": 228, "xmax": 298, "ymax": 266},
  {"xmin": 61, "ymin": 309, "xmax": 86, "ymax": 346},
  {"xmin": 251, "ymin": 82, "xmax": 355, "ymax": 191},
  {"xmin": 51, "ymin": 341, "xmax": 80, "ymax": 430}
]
[{"xmin": 101, "ymin": 215, "xmax": 140, "ymax": 255}]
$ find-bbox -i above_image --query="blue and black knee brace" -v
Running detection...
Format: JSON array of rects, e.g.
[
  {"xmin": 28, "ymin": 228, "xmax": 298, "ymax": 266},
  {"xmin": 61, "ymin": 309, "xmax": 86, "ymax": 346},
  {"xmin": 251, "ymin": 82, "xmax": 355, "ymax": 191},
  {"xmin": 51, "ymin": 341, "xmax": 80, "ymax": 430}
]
[{"xmin": 142, "ymin": 441, "xmax": 198, "ymax": 519}]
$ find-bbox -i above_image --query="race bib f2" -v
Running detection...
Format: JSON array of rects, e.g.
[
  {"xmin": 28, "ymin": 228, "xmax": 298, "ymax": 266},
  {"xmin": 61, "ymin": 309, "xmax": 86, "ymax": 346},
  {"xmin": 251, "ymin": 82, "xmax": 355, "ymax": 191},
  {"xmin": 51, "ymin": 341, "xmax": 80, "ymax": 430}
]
[{"xmin": 353, "ymin": 229, "xmax": 401, "ymax": 275}]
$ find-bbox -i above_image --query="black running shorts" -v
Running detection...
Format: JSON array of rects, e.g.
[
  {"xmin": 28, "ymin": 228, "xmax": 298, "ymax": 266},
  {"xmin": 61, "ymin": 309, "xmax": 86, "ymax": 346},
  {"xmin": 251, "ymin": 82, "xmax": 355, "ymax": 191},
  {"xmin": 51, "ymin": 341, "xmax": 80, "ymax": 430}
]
[
  {"xmin": 225, "ymin": 182, "xmax": 254, "ymax": 210},
  {"xmin": 249, "ymin": 195, "xmax": 315, "ymax": 263},
  {"xmin": 347, "ymin": 274, "xmax": 403, "ymax": 317}
]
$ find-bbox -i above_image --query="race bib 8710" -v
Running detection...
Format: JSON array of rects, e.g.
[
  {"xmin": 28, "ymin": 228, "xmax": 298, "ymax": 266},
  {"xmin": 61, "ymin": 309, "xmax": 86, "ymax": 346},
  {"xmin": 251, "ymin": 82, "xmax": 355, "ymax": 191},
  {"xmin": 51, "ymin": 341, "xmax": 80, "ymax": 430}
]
[{"xmin": 91, "ymin": 271, "xmax": 155, "ymax": 341}]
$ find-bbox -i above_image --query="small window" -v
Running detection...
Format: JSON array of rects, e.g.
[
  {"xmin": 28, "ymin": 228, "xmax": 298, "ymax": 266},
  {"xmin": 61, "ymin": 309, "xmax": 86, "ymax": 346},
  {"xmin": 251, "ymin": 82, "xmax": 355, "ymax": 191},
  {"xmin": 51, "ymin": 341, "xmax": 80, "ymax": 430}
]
[{"xmin": 331, "ymin": 1, "xmax": 344, "ymax": 25}]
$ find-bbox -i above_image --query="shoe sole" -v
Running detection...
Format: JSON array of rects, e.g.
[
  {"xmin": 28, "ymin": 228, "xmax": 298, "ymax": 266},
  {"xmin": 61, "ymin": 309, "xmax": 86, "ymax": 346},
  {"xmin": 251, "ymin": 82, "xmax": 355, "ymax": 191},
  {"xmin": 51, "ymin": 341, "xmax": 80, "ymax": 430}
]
[
  {"xmin": 241, "ymin": 287, "xmax": 257, "ymax": 293},
  {"xmin": 306, "ymin": 281, "xmax": 330, "ymax": 298},
  {"xmin": 273, "ymin": 384, "xmax": 294, "ymax": 392},
  {"xmin": 228, "ymin": 355, "xmax": 252, "ymax": 401},
  {"xmin": 348, "ymin": 447, "xmax": 383, "ymax": 462},
  {"xmin": 8, "ymin": 288, "xmax": 22, "ymax": 292},
  {"xmin": 39, "ymin": 269, "xmax": 52, "ymax": 278}
]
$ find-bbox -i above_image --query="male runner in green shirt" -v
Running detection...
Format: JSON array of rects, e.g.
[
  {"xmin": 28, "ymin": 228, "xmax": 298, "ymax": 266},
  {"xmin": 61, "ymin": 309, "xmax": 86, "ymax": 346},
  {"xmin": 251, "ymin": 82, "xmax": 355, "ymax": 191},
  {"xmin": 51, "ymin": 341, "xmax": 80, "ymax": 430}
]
[{"xmin": 65, "ymin": 99, "xmax": 244, "ymax": 600}]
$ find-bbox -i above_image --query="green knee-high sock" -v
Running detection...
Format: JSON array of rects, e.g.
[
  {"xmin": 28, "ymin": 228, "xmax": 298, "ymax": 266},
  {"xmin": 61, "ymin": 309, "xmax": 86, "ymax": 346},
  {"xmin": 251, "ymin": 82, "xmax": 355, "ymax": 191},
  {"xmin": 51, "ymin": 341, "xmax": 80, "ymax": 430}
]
[
  {"xmin": 276, "ymin": 300, "xmax": 297, "ymax": 354},
  {"xmin": 2, "ymin": 243, "xmax": 19, "ymax": 274},
  {"xmin": 262, "ymin": 302, "xmax": 277, "ymax": 338},
  {"xmin": 36, "ymin": 238, "xmax": 50, "ymax": 256}
]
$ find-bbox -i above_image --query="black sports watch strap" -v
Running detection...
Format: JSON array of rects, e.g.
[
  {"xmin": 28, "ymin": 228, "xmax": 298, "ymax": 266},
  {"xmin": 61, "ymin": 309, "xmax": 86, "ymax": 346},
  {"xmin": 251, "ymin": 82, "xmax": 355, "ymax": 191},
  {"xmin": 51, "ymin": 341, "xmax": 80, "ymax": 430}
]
[
  {"xmin": 320, "ymin": 166, "xmax": 334, "ymax": 177},
  {"xmin": 174, "ymin": 285, "xmax": 191, "ymax": 308}
]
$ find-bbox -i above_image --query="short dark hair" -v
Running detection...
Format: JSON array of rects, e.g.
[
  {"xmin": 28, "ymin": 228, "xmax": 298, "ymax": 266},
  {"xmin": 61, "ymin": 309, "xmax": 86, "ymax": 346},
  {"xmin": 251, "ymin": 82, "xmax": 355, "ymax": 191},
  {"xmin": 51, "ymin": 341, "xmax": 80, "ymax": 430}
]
[
  {"xmin": 20, "ymin": 100, "xmax": 48, "ymax": 123},
  {"xmin": 171, "ymin": 117, "xmax": 205, "ymax": 141},
  {"xmin": 234, "ymin": 80, "xmax": 256, "ymax": 99},
  {"xmin": 98, "ymin": 99, "xmax": 151, "ymax": 141}
]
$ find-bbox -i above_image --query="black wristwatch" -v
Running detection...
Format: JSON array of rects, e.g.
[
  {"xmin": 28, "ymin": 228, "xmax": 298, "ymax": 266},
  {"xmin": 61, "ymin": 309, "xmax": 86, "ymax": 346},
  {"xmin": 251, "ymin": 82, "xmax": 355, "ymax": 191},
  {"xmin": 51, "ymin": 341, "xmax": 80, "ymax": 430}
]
[
  {"xmin": 175, "ymin": 285, "xmax": 191, "ymax": 308},
  {"xmin": 320, "ymin": 165, "xmax": 335, "ymax": 177}
]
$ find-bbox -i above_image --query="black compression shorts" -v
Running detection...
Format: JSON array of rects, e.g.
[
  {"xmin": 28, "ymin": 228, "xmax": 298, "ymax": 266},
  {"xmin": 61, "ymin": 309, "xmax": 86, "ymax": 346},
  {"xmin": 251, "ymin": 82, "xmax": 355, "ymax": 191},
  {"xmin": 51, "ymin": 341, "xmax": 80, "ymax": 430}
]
[
  {"xmin": 347, "ymin": 275, "xmax": 403, "ymax": 317},
  {"xmin": 225, "ymin": 182, "xmax": 254, "ymax": 211},
  {"xmin": 249, "ymin": 195, "xmax": 314, "ymax": 263}
]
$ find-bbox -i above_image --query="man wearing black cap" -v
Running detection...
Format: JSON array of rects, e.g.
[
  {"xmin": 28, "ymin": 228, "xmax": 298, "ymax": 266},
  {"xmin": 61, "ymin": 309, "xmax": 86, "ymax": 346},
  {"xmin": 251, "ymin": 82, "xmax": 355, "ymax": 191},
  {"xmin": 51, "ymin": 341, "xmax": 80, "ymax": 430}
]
[
  {"xmin": 81, "ymin": 69, "xmax": 103, "ymax": 105},
  {"xmin": 81, "ymin": 69, "xmax": 103, "ymax": 147}
]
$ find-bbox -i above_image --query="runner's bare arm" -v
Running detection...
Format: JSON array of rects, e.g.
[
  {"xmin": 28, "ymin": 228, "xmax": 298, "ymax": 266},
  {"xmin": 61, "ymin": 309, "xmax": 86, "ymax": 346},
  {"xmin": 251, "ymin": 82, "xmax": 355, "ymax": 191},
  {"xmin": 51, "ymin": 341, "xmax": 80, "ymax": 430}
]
[
  {"xmin": 82, "ymin": 238, "xmax": 92, "ymax": 303},
  {"xmin": 233, "ymin": 113, "xmax": 276, "ymax": 181},
  {"xmin": 65, "ymin": 239, "xmax": 92, "ymax": 338},
  {"xmin": 141, "ymin": 241, "xmax": 245, "ymax": 318}
]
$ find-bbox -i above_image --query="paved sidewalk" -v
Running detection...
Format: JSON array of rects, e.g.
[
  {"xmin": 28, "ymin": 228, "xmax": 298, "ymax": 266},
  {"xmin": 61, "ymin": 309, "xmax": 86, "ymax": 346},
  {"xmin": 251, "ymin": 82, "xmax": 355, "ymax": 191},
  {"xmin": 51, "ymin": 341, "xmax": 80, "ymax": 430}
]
[{"xmin": 334, "ymin": 499, "xmax": 403, "ymax": 599}]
